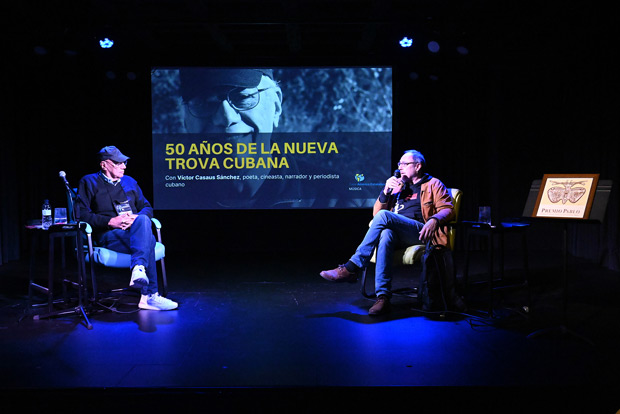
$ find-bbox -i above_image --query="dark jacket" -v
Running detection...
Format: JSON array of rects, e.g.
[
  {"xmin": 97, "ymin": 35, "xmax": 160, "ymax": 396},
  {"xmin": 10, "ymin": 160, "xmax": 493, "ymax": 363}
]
[{"xmin": 78, "ymin": 172, "xmax": 153, "ymax": 238}]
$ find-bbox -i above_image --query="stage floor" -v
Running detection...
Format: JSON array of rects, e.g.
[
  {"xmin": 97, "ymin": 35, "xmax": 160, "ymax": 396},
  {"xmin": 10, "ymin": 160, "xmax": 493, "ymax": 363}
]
[{"xmin": 1, "ymin": 248, "xmax": 619, "ymax": 412}]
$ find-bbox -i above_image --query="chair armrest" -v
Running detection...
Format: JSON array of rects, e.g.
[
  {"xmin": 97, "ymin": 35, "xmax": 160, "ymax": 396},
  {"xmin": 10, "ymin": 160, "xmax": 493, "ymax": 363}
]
[
  {"xmin": 79, "ymin": 221, "xmax": 93, "ymax": 234},
  {"xmin": 151, "ymin": 217, "xmax": 162, "ymax": 229},
  {"xmin": 78, "ymin": 221, "xmax": 95, "ymax": 254}
]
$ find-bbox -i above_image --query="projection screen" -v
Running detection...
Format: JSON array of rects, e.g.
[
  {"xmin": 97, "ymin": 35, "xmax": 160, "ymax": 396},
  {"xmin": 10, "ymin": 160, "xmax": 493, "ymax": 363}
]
[{"xmin": 151, "ymin": 66, "xmax": 392, "ymax": 210}]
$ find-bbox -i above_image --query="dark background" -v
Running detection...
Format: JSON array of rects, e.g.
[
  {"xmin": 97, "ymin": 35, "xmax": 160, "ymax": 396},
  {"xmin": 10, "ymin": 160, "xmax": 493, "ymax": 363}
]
[{"xmin": 2, "ymin": 1, "xmax": 618, "ymax": 269}]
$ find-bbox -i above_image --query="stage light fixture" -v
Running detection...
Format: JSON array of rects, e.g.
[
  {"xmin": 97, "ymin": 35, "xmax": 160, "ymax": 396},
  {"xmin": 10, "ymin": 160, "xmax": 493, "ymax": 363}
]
[
  {"xmin": 427, "ymin": 41, "xmax": 440, "ymax": 53},
  {"xmin": 99, "ymin": 38, "xmax": 114, "ymax": 49},
  {"xmin": 33, "ymin": 46, "xmax": 48, "ymax": 56},
  {"xmin": 399, "ymin": 37, "xmax": 413, "ymax": 47}
]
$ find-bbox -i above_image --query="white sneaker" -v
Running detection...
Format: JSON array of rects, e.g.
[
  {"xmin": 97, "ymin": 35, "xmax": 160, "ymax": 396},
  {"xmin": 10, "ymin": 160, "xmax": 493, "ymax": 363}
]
[
  {"xmin": 139, "ymin": 293, "xmax": 178, "ymax": 311},
  {"xmin": 130, "ymin": 265, "xmax": 149, "ymax": 288}
]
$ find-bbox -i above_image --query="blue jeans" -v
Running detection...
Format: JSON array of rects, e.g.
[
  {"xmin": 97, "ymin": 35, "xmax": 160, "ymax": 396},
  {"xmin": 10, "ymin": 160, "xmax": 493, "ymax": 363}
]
[
  {"xmin": 349, "ymin": 210, "xmax": 424, "ymax": 298},
  {"xmin": 98, "ymin": 214, "xmax": 158, "ymax": 295}
]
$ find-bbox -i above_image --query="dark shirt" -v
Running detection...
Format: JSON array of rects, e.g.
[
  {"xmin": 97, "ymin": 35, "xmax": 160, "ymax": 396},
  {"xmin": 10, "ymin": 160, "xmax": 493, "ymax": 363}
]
[
  {"xmin": 393, "ymin": 182, "xmax": 422, "ymax": 220},
  {"xmin": 377, "ymin": 173, "xmax": 431, "ymax": 221}
]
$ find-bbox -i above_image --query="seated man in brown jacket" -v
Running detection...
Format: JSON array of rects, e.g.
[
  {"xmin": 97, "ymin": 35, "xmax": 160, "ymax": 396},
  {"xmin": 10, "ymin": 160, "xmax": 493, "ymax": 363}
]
[{"xmin": 320, "ymin": 149, "xmax": 454, "ymax": 315}]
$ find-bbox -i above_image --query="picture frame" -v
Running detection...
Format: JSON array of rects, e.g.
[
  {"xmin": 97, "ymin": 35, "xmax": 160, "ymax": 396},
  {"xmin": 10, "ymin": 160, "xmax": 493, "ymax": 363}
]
[{"xmin": 532, "ymin": 173, "xmax": 600, "ymax": 219}]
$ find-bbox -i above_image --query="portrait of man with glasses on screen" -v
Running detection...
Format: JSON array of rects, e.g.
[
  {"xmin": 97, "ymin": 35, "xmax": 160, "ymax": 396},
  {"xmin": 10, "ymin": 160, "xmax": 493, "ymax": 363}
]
[
  {"xmin": 180, "ymin": 68, "xmax": 297, "ymax": 208},
  {"xmin": 177, "ymin": 68, "xmax": 342, "ymax": 209}
]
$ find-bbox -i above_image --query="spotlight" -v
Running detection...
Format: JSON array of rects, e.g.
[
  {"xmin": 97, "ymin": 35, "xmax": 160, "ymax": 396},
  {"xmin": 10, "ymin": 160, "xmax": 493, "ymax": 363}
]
[
  {"xmin": 99, "ymin": 38, "xmax": 114, "ymax": 49},
  {"xmin": 399, "ymin": 37, "xmax": 413, "ymax": 48},
  {"xmin": 456, "ymin": 46, "xmax": 470, "ymax": 55},
  {"xmin": 427, "ymin": 41, "xmax": 440, "ymax": 53},
  {"xmin": 33, "ymin": 46, "xmax": 48, "ymax": 56}
]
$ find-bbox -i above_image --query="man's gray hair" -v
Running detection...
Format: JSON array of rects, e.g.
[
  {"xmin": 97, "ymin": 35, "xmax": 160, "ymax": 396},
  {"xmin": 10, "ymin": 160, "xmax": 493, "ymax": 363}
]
[{"xmin": 404, "ymin": 149, "xmax": 426, "ymax": 170}]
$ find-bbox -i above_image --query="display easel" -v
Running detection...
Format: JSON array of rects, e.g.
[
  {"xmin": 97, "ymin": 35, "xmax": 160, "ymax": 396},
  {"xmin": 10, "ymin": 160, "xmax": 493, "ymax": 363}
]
[{"xmin": 522, "ymin": 178, "xmax": 612, "ymax": 344}]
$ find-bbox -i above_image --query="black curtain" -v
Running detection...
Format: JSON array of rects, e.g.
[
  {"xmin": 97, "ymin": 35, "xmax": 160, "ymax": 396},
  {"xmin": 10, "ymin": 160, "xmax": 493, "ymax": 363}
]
[{"xmin": 2, "ymin": 2, "xmax": 618, "ymax": 270}]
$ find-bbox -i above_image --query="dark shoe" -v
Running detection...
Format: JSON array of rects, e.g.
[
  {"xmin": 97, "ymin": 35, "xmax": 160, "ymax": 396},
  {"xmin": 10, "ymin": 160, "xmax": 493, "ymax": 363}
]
[
  {"xmin": 369, "ymin": 295, "xmax": 391, "ymax": 315},
  {"xmin": 320, "ymin": 265, "xmax": 357, "ymax": 283}
]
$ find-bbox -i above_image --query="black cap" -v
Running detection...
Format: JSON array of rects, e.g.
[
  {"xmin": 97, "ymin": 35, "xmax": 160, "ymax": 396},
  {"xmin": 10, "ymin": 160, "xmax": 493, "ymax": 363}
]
[
  {"xmin": 179, "ymin": 68, "xmax": 274, "ymax": 101},
  {"xmin": 98, "ymin": 146, "xmax": 129, "ymax": 163}
]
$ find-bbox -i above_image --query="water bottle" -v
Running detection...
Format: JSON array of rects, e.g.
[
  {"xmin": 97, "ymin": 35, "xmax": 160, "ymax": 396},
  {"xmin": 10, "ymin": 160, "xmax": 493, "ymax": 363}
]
[{"xmin": 42, "ymin": 199, "xmax": 52, "ymax": 230}]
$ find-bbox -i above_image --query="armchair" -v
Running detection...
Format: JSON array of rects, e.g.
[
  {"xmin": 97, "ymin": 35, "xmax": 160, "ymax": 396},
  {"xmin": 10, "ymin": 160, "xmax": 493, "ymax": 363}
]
[
  {"xmin": 81, "ymin": 219, "xmax": 168, "ymax": 299},
  {"xmin": 360, "ymin": 188, "xmax": 462, "ymax": 298}
]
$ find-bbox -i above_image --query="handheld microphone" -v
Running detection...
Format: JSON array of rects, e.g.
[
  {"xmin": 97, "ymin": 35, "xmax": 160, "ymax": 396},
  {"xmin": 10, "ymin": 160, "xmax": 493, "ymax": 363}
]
[{"xmin": 386, "ymin": 169, "xmax": 402, "ymax": 195}]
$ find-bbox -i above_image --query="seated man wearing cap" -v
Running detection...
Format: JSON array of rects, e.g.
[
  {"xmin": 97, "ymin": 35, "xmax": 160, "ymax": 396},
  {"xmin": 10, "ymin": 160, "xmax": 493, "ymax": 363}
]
[{"xmin": 78, "ymin": 146, "xmax": 178, "ymax": 310}]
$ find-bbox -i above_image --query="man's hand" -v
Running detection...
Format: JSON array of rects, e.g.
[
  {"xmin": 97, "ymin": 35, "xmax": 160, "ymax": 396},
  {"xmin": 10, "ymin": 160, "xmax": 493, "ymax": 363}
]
[
  {"xmin": 384, "ymin": 176, "xmax": 404, "ymax": 195},
  {"xmin": 419, "ymin": 218, "xmax": 439, "ymax": 242},
  {"xmin": 108, "ymin": 213, "xmax": 137, "ymax": 230}
]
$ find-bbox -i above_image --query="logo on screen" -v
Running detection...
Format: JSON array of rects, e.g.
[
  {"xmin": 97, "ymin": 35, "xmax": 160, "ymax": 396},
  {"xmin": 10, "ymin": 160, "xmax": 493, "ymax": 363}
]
[{"xmin": 355, "ymin": 174, "xmax": 365, "ymax": 183}]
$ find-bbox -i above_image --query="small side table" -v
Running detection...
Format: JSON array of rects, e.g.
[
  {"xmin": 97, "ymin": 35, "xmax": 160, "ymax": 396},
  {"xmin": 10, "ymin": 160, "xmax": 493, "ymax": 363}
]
[
  {"xmin": 461, "ymin": 220, "xmax": 531, "ymax": 316},
  {"xmin": 26, "ymin": 223, "xmax": 92, "ymax": 329}
]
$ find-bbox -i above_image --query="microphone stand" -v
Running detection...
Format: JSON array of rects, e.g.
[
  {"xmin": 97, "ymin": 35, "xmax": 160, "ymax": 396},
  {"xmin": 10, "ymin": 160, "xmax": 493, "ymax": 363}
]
[{"xmin": 35, "ymin": 175, "xmax": 93, "ymax": 329}]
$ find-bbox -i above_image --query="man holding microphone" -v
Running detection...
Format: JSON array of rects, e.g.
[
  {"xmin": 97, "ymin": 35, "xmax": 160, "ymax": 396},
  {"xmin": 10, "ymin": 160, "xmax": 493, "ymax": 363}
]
[{"xmin": 319, "ymin": 149, "xmax": 454, "ymax": 315}]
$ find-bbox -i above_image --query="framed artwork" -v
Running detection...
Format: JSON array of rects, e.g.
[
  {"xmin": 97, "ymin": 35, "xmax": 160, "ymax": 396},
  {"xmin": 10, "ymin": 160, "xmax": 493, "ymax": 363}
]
[{"xmin": 533, "ymin": 174, "xmax": 599, "ymax": 219}]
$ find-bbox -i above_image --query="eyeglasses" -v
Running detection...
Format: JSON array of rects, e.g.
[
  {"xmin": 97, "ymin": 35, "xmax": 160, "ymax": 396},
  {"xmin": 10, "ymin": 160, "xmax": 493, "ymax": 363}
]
[
  {"xmin": 397, "ymin": 161, "xmax": 417, "ymax": 167},
  {"xmin": 106, "ymin": 159, "xmax": 127, "ymax": 167},
  {"xmin": 186, "ymin": 86, "xmax": 275, "ymax": 118}
]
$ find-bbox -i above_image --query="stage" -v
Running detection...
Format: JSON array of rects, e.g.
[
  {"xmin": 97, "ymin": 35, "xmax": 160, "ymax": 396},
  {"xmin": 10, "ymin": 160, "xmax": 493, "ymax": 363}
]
[{"xmin": 1, "ymin": 246, "xmax": 618, "ymax": 412}]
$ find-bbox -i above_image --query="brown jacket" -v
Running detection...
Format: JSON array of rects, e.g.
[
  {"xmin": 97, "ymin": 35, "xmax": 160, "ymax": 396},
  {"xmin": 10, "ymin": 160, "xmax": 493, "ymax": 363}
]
[{"xmin": 373, "ymin": 176, "xmax": 455, "ymax": 247}]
